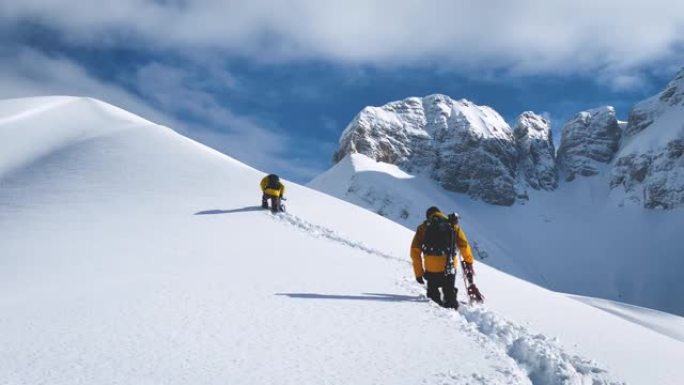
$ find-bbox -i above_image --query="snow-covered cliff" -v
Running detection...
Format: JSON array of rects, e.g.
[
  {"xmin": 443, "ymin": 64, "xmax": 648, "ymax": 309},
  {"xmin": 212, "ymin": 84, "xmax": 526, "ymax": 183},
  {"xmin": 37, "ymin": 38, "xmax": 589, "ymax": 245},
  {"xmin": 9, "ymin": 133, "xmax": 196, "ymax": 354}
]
[
  {"xmin": 334, "ymin": 95, "xmax": 557, "ymax": 205},
  {"xmin": 556, "ymin": 107, "xmax": 622, "ymax": 181},
  {"xmin": 610, "ymin": 69, "xmax": 684, "ymax": 209},
  {"xmin": 333, "ymin": 68, "xmax": 684, "ymax": 210},
  {"xmin": 514, "ymin": 112, "xmax": 558, "ymax": 192}
]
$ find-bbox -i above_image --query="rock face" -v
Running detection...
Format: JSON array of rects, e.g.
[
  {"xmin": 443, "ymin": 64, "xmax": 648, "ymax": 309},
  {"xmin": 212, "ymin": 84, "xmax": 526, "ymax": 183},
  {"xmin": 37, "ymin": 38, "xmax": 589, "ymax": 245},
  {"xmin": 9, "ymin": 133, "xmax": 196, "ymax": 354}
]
[
  {"xmin": 514, "ymin": 112, "xmax": 558, "ymax": 191},
  {"xmin": 332, "ymin": 68, "xmax": 684, "ymax": 209},
  {"xmin": 626, "ymin": 70, "xmax": 684, "ymax": 136},
  {"xmin": 610, "ymin": 69, "xmax": 684, "ymax": 209},
  {"xmin": 556, "ymin": 107, "xmax": 622, "ymax": 181},
  {"xmin": 335, "ymin": 95, "xmax": 522, "ymax": 205}
]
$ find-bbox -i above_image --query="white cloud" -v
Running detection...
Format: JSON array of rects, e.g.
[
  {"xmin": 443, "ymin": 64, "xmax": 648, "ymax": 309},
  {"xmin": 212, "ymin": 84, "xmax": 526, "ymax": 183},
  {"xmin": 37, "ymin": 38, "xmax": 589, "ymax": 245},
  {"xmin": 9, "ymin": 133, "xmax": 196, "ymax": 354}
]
[
  {"xmin": 0, "ymin": 48, "xmax": 322, "ymax": 181},
  {"xmin": 3, "ymin": 0, "xmax": 684, "ymax": 77},
  {"xmin": 0, "ymin": 48, "xmax": 173, "ymax": 125},
  {"xmin": 3, "ymin": 1, "xmax": 683, "ymax": 180},
  {"xmin": 602, "ymin": 73, "xmax": 649, "ymax": 92}
]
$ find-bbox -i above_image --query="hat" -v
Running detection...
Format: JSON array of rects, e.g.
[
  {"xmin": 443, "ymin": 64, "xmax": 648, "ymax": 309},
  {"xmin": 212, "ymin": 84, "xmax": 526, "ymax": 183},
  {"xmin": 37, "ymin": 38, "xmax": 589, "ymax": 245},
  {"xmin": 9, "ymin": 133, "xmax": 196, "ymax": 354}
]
[{"xmin": 425, "ymin": 206, "xmax": 440, "ymax": 218}]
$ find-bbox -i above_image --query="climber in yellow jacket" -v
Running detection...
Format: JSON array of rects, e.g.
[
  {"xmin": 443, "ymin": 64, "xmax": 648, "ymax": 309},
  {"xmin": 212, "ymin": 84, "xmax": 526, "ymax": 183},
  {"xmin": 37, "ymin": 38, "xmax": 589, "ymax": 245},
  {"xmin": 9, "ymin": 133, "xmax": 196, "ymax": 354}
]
[
  {"xmin": 410, "ymin": 206, "xmax": 475, "ymax": 309},
  {"xmin": 260, "ymin": 174, "xmax": 286, "ymax": 213}
]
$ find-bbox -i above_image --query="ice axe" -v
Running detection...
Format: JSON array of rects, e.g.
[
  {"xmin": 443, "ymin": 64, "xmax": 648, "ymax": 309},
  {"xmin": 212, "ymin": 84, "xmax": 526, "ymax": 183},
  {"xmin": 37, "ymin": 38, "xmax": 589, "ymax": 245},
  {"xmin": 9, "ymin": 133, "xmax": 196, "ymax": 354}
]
[{"xmin": 460, "ymin": 259, "xmax": 484, "ymax": 304}]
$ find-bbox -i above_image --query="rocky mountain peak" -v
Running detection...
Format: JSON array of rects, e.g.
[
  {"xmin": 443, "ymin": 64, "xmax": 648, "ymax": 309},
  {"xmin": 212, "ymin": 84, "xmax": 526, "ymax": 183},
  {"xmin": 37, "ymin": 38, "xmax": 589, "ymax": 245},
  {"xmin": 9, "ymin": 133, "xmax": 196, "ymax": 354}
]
[
  {"xmin": 659, "ymin": 67, "xmax": 684, "ymax": 107},
  {"xmin": 611, "ymin": 68, "xmax": 684, "ymax": 209},
  {"xmin": 330, "ymin": 69, "xmax": 684, "ymax": 210},
  {"xmin": 514, "ymin": 112, "xmax": 551, "ymax": 140},
  {"xmin": 626, "ymin": 67, "xmax": 684, "ymax": 136},
  {"xmin": 556, "ymin": 106, "xmax": 621, "ymax": 181},
  {"xmin": 333, "ymin": 95, "xmax": 520, "ymax": 205},
  {"xmin": 514, "ymin": 112, "xmax": 558, "ymax": 191}
]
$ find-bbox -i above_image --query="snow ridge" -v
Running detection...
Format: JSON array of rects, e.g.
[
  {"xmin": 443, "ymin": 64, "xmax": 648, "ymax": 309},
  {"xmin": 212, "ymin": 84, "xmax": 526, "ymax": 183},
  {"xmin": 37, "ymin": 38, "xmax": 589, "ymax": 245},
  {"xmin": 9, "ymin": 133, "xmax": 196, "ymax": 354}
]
[{"xmin": 271, "ymin": 211, "xmax": 623, "ymax": 385}]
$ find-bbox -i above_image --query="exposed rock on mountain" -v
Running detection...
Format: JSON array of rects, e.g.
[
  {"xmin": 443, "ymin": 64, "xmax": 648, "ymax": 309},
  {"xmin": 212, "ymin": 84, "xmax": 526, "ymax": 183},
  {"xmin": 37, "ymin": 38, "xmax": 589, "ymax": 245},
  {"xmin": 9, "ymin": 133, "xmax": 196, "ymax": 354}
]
[
  {"xmin": 514, "ymin": 112, "xmax": 558, "ymax": 191},
  {"xmin": 626, "ymin": 69, "xmax": 684, "ymax": 136},
  {"xmin": 611, "ymin": 69, "xmax": 684, "ymax": 209},
  {"xmin": 334, "ymin": 95, "xmax": 520, "ymax": 205},
  {"xmin": 332, "ymin": 68, "xmax": 684, "ymax": 209},
  {"xmin": 556, "ymin": 107, "xmax": 621, "ymax": 181}
]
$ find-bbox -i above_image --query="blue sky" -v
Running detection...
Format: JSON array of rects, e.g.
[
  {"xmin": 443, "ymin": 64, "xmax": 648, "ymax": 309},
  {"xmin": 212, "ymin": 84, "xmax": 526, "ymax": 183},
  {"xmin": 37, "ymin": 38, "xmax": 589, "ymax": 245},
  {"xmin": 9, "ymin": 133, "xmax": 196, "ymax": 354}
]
[{"xmin": 2, "ymin": 1, "xmax": 683, "ymax": 182}]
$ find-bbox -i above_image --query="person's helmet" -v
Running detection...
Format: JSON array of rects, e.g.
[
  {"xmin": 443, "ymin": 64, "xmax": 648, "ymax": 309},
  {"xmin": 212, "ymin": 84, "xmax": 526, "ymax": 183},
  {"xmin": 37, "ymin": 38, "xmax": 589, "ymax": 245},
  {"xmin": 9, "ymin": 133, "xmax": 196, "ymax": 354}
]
[
  {"xmin": 425, "ymin": 206, "xmax": 440, "ymax": 218},
  {"xmin": 447, "ymin": 212, "xmax": 460, "ymax": 225}
]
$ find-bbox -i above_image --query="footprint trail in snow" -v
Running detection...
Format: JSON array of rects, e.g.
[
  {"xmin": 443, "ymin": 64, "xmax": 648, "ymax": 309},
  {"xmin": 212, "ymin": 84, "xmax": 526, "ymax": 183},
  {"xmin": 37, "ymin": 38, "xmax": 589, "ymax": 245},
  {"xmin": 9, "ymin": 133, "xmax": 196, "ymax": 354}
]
[{"xmin": 270, "ymin": 211, "xmax": 625, "ymax": 385}]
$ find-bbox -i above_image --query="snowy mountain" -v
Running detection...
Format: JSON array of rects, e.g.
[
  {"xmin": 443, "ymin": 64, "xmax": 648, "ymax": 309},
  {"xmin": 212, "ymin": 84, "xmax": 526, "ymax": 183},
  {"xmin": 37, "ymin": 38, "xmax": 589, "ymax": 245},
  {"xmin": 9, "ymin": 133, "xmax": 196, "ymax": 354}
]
[
  {"xmin": 2, "ymin": 96, "xmax": 684, "ymax": 384},
  {"xmin": 556, "ymin": 106, "xmax": 621, "ymax": 181},
  {"xmin": 610, "ymin": 69, "xmax": 684, "ymax": 209},
  {"xmin": 514, "ymin": 111, "xmax": 558, "ymax": 192},
  {"xmin": 334, "ymin": 96, "xmax": 562, "ymax": 206},
  {"xmin": 333, "ymin": 69, "xmax": 684, "ymax": 210},
  {"xmin": 314, "ymin": 70, "xmax": 684, "ymax": 316},
  {"xmin": 334, "ymin": 95, "xmax": 532, "ymax": 205}
]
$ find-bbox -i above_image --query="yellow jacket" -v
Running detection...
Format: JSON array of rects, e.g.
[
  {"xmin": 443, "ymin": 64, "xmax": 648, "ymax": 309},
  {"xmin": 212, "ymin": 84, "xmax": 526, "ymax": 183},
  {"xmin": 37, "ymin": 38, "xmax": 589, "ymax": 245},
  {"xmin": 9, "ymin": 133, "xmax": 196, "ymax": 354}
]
[
  {"xmin": 410, "ymin": 211, "xmax": 474, "ymax": 277},
  {"xmin": 260, "ymin": 176, "xmax": 285, "ymax": 197}
]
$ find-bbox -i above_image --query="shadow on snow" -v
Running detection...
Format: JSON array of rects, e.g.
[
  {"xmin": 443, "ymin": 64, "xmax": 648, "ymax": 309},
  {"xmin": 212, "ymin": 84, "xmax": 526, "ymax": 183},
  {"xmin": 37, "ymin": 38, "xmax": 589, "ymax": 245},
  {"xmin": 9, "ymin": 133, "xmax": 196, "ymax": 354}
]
[
  {"xmin": 275, "ymin": 292, "xmax": 427, "ymax": 302},
  {"xmin": 194, "ymin": 206, "xmax": 264, "ymax": 215}
]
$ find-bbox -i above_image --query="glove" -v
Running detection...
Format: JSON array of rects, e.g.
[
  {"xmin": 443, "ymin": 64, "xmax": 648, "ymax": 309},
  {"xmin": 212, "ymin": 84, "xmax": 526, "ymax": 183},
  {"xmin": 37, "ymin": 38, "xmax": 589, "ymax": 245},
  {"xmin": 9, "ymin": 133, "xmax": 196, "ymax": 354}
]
[
  {"xmin": 463, "ymin": 263, "xmax": 474, "ymax": 282},
  {"xmin": 416, "ymin": 276, "xmax": 425, "ymax": 284}
]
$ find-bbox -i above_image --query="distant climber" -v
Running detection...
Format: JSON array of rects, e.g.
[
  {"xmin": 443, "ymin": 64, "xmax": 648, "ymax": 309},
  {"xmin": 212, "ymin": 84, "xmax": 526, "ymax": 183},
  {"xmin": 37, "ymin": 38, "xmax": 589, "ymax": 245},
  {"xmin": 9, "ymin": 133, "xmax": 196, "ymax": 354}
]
[
  {"xmin": 260, "ymin": 174, "xmax": 286, "ymax": 213},
  {"xmin": 410, "ymin": 206, "xmax": 477, "ymax": 309}
]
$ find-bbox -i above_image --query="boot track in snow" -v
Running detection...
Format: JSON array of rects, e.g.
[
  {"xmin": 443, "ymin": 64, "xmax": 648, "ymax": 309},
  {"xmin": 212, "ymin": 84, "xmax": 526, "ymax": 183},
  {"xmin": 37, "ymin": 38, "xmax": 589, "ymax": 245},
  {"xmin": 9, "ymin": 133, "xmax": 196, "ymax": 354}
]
[{"xmin": 270, "ymin": 211, "xmax": 625, "ymax": 385}]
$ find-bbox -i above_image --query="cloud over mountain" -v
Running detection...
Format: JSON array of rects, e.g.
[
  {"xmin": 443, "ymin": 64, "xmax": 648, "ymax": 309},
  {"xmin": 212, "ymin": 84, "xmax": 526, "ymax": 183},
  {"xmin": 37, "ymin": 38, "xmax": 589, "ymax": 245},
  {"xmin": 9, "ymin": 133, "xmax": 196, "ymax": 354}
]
[{"xmin": 3, "ymin": 0, "xmax": 684, "ymax": 76}]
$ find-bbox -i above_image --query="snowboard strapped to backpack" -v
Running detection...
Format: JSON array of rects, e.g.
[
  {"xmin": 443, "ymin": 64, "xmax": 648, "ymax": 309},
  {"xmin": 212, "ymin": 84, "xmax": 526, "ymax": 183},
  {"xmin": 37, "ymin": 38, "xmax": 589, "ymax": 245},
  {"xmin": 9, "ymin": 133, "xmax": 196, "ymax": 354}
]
[{"xmin": 266, "ymin": 174, "xmax": 281, "ymax": 190}]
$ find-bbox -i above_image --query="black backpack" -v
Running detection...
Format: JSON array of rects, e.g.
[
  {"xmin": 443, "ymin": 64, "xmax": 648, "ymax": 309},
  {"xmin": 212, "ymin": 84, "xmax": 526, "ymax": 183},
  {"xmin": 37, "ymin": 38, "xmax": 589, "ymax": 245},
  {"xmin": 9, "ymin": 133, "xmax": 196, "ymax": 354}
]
[
  {"xmin": 266, "ymin": 174, "xmax": 281, "ymax": 190},
  {"xmin": 421, "ymin": 215, "xmax": 454, "ymax": 255}
]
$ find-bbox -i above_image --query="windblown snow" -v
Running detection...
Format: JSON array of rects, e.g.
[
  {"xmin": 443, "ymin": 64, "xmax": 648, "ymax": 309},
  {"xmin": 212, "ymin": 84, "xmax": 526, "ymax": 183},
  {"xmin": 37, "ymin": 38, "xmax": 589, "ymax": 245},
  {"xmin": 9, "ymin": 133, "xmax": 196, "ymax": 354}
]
[{"xmin": 1, "ymin": 96, "xmax": 683, "ymax": 385}]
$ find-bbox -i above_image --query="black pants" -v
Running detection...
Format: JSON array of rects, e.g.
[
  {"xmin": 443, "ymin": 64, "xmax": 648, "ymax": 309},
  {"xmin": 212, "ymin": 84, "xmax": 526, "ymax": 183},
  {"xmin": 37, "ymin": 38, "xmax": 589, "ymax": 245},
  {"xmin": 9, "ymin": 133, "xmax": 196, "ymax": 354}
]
[
  {"xmin": 262, "ymin": 193, "xmax": 281, "ymax": 212},
  {"xmin": 424, "ymin": 272, "xmax": 458, "ymax": 309}
]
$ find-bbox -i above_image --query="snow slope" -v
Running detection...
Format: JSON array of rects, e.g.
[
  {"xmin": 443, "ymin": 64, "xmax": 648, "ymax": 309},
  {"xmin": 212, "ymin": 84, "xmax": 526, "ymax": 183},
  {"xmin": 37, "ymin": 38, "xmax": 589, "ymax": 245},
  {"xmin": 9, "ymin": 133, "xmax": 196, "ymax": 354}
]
[
  {"xmin": 309, "ymin": 154, "xmax": 684, "ymax": 317},
  {"xmin": 1, "ymin": 97, "xmax": 683, "ymax": 385}
]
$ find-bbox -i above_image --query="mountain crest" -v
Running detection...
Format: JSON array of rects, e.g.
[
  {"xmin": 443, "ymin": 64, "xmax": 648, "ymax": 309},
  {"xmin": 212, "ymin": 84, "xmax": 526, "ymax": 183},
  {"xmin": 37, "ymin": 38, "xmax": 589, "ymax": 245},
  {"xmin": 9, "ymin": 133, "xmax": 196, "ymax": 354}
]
[
  {"xmin": 556, "ymin": 106, "xmax": 621, "ymax": 181},
  {"xmin": 337, "ymin": 95, "xmax": 514, "ymax": 205},
  {"xmin": 659, "ymin": 67, "xmax": 684, "ymax": 106},
  {"xmin": 611, "ymin": 68, "xmax": 684, "ymax": 209},
  {"xmin": 514, "ymin": 112, "xmax": 558, "ymax": 190},
  {"xmin": 332, "ymin": 69, "xmax": 684, "ymax": 209}
]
